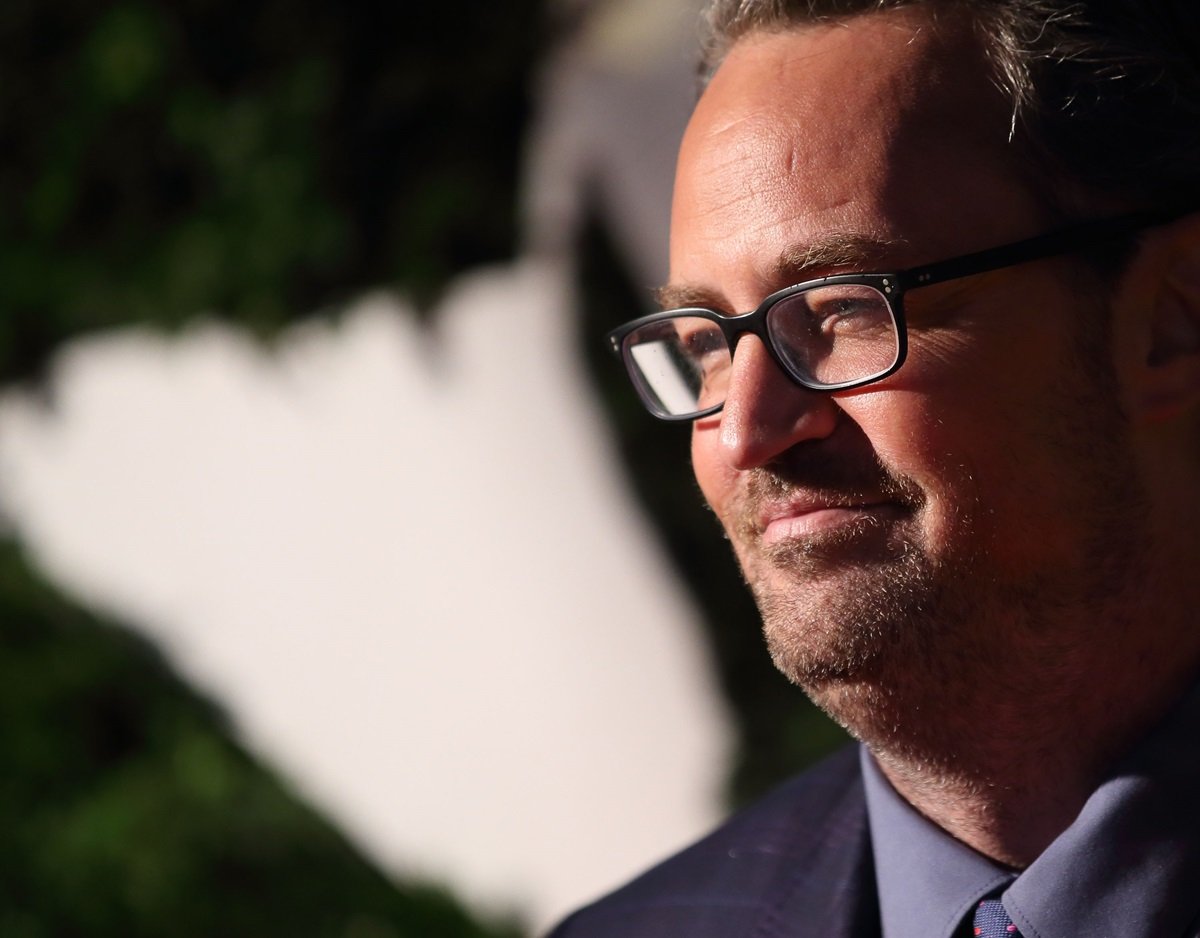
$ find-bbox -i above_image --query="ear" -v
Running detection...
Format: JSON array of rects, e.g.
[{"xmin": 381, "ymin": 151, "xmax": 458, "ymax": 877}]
[{"xmin": 1121, "ymin": 212, "xmax": 1200, "ymax": 423}]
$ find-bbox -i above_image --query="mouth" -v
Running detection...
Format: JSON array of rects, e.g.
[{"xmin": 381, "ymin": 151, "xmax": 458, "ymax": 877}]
[
  {"xmin": 757, "ymin": 499, "xmax": 904, "ymax": 550},
  {"xmin": 735, "ymin": 459, "xmax": 926, "ymax": 562}
]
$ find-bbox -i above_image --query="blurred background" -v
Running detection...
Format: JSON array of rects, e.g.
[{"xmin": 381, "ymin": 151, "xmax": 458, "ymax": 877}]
[{"xmin": 0, "ymin": 1, "xmax": 847, "ymax": 935}]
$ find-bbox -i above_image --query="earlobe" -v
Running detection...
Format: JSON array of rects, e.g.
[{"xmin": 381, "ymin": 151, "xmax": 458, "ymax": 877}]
[
  {"xmin": 1148, "ymin": 257, "xmax": 1200, "ymax": 366},
  {"xmin": 1128, "ymin": 216, "xmax": 1200, "ymax": 422}
]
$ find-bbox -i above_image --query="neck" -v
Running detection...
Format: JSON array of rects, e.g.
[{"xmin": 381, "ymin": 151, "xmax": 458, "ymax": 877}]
[
  {"xmin": 864, "ymin": 707, "xmax": 1097, "ymax": 868},
  {"xmin": 816, "ymin": 654, "xmax": 1200, "ymax": 867}
]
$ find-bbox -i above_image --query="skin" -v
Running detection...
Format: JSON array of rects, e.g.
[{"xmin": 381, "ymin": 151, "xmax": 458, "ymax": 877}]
[{"xmin": 671, "ymin": 9, "xmax": 1200, "ymax": 866}]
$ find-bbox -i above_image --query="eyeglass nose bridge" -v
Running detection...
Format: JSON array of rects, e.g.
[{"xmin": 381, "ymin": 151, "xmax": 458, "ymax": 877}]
[
  {"xmin": 710, "ymin": 295, "xmax": 810, "ymax": 386},
  {"xmin": 711, "ymin": 293, "xmax": 834, "ymax": 394},
  {"xmin": 717, "ymin": 302, "xmax": 773, "ymax": 349}
]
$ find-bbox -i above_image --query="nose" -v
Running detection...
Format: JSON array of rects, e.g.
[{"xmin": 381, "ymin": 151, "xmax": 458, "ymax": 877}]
[{"xmin": 715, "ymin": 335, "xmax": 840, "ymax": 470}]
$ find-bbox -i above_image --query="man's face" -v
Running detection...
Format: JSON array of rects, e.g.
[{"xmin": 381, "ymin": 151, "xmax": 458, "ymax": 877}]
[{"xmin": 673, "ymin": 12, "xmax": 1150, "ymax": 710}]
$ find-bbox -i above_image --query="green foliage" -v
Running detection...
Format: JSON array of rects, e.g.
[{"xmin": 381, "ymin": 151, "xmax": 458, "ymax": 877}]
[
  {"xmin": 0, "ymin": 3, "xmax": 546, "ymax": 931},
  {"xmin": 0, "ymin": 539, "xmax": 521, "ymax": 937},
  {"xmin": 0, "ymin": 0, "xmax": 544, "ymax": 382},
  {"xmin": 576, "ymin": 213, "xmax": 849, "ymax": 807},
  {"xmin": 2, "ymin": 0, "xmax": 844, "ymax": 923}
]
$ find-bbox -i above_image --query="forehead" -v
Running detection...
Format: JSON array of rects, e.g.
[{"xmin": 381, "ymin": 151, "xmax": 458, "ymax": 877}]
[{"xmin": 670, "ymin": 9, "xmax": 1045, "ymax": 297}]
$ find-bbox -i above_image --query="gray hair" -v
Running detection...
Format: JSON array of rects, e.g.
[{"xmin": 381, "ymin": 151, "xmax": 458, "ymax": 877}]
[{"xmin": 699, "ymin": 0, "xmax": 1200, "ymax": 212}]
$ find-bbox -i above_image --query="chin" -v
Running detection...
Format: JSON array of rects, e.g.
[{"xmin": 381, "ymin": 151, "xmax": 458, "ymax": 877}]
[{"xmin": 752, "ymin": 542, "xmax": 949, "ymax": 694}]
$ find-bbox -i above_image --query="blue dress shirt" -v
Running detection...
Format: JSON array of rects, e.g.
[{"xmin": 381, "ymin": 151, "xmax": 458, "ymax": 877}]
[{"xmin": 862, "ymin": 683, "xmax": 1200, "ymax": 938}]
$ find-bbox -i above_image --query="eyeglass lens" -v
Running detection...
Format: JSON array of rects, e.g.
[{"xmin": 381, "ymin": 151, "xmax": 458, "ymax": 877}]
[{"xmin": 622, "ymin": 283, "xmax": 900, "ymax": 418}]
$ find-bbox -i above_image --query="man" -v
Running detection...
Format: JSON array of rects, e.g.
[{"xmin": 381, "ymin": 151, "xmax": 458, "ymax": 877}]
[{"xmin": 550, "ymin": 0, "xmax": 1200, "ymax": 936}]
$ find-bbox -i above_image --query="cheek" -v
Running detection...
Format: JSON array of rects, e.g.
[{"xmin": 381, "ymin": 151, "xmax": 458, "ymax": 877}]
[
  {"xmin": 843, "ymin": 389, "xmax": 986, "ymax": 534},
  {"xmin": 865, "ymin": 280, "xmax": 1080, "ymax": 480},
  {"xmin": 845, "ymin": 328, "xmax": 1041, "ymax": 499},
  {"xmin": 846, "ymin": 322, "xmax": 1114, "ymax": 569},
  {"xmin": 690, "ymin": 420, "xmax": 735, "ymax": 515}
]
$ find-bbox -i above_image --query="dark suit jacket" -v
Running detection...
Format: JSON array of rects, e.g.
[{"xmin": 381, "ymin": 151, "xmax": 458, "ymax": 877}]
[{"xmin": 547, "ymin": 745, "xmax": 880, "ymax": 937}]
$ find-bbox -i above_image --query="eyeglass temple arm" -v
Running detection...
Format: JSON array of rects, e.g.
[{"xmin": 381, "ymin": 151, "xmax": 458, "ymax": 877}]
[{"xmin": 898, "ymin": 206, "xmax": 1194, "ymax": 291}]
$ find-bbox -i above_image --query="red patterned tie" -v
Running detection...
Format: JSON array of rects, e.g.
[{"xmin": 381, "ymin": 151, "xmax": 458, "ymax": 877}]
[{"xmin": 972, "ymin": 899, "xmax": 1022, "ymax": 938}]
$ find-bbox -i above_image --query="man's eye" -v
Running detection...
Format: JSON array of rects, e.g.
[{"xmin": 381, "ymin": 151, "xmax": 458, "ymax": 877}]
[
  {"xmin": 681, "ymin": 326, "xmax": 725, "ymax": 356},
  {"xmin": 805, "ymin": 292, "xmax": 887, "ymax": 334},
  {"xmin": 811, "ymin": 297, "xmax": 872, "ymax": 324}
]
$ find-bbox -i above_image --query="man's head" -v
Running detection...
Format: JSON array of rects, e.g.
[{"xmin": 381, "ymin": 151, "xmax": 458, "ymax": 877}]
[{"xmin": 651, "ymin": 0, "xmax": 1200, "ymax": 768}]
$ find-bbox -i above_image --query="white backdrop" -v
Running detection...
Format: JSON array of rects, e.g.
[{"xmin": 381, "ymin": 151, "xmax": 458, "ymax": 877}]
[{"xmin": 0, "ymin": 0, "xmax": 730, "ymax": 931}]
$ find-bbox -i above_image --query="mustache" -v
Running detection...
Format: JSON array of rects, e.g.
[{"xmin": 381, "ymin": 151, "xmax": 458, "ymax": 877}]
[{"xmin": 733, "ymin": 451, "xmax": 925, "ymax": 539}]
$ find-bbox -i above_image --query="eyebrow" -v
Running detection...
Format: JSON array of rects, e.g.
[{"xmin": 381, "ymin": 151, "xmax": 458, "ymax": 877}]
[{"xmin": 654, "ymin": 232, "xmax": 903, "ymax": 312}]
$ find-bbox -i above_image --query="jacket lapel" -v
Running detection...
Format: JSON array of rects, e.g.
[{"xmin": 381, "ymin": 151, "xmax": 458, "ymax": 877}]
[{"xmin": 752, "ymin": 760, "xmax": 879, "ymax": 938}]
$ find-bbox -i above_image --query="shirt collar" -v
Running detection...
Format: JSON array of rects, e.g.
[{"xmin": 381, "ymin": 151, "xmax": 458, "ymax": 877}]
[
  {"xmin": 862, "ymin": 681, "xmax": 1200, "ymax": 938},
  {"xmin": 1008, "ymin": 681, "xmax": 1200, "ymax": 938},
  {"xmin": 861, "ymin": 747, "xmax": 1012, "ymax": 938}
]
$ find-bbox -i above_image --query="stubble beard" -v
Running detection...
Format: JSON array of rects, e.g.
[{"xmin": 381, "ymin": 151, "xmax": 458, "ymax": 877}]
[
  {"xmin": 726, "ymin": 312, "xmax": 1153, "ymax": 771},
  {"xmin": 732, "ymin": 466, "xmax": 961, "ymax": 701},
  {"xmin": 738, "ymin": 453, "xmax": 1148, "ymax": 772},
  {"xmin": 744, "ymin": 485, "xmax": 1001, "ymax": 768},
  {"xmin": 754, "ymin": 521, "xmax": 945, "ymax": 687}
]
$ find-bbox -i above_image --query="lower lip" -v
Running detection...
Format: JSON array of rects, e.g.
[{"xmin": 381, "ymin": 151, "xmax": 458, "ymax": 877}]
[{"xmin": 761, "ymin": 505, "xmax": 892, "ymax": 547}]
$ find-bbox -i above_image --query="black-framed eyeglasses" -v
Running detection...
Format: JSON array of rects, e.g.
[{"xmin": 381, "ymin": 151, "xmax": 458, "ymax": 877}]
[{"xmin": 608, "ymin": 207, "xmax": 1191, "ymax": 421}]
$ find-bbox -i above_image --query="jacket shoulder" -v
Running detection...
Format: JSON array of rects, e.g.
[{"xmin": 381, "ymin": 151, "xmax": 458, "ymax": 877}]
[{"xmin": 547, "ymin": 744, "xmax": 871, "ymax": 938}]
